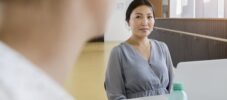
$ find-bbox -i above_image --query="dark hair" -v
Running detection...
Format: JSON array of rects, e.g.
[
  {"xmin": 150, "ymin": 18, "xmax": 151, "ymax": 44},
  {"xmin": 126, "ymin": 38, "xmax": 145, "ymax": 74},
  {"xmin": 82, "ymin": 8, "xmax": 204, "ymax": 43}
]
[{"xmin": 126, "ymin": 0, "xmax": 155, "ymax": 23}]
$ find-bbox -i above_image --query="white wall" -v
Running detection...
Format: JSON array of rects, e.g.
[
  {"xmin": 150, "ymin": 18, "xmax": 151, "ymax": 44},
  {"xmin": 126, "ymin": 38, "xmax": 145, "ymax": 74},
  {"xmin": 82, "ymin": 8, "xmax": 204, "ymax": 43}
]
[{"xmin": 104, "ymin": 0, "xmax": 132, "ymax": 42}]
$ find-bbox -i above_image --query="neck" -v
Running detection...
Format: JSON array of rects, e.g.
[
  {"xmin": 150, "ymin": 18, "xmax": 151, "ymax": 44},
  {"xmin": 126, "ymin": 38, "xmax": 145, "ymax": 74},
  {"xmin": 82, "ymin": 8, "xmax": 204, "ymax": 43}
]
[
  {"xmin": 0, "ymin": 1, "xmax": 91, "ymax": 85},
  {"xmin": 128, "ymin": 35, "xmax": 149, "ymax": 46}
]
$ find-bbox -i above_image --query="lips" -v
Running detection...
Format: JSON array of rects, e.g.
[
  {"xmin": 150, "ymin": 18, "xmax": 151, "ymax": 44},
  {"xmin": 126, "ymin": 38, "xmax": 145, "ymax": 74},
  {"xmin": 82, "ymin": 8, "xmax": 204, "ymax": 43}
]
[{"xmin": 139, "ymin": 28, "xmax": 149, "ymax": 31}]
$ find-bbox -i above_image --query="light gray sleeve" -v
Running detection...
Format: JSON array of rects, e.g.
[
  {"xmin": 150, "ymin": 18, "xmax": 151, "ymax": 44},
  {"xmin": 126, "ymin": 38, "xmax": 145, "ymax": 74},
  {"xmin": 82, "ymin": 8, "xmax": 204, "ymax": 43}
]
[
  {"xmin": 104, "ymin": 47, "xmax": 127, "ymax": 100},
  {"xmin": 162, "ymin": 43, "xmax": 174, "ymax": 93}
]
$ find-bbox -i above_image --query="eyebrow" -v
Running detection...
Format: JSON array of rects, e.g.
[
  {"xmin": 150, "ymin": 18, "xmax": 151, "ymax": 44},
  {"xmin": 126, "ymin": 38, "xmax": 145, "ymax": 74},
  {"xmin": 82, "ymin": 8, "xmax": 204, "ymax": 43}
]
[{"xmin": 135, "ymin": 13, "xmax": 153, "ymax": 16}]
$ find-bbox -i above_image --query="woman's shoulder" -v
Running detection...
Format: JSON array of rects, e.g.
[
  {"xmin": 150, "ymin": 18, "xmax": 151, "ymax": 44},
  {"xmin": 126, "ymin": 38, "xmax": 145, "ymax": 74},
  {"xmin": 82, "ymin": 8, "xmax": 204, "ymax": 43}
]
[
  {"xmin": 150, "ymin": 39, "xmax": 169, "ymax": 54},
  {"xmin": 112, "ymin": 41, "xmax": 129, "ymax": 51},
  {"xmin": 150, "ymin": 39, "xmax": 168, "ymax": 48},
  {"xmin": 110, "ymin": 41, "xmax": 132, "ymax": 57},
  {"xmin": 110, "ymin": 43, "xmax": 125, "ymax": 55}
]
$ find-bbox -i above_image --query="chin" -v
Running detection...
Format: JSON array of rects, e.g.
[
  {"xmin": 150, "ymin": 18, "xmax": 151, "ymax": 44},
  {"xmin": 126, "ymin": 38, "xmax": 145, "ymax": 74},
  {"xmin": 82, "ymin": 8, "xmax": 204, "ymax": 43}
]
[
  {"xmin": 136, "ymin": 35, "xmax": 148, "ymax": 39},
  {"xmin": 139, "ymin": 32, "xmax": 150, "ymax": 37}
]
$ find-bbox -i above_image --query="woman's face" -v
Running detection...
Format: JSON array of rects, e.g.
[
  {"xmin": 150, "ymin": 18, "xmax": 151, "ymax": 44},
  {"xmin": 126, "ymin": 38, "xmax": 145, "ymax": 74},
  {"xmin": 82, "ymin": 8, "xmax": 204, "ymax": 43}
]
[{"xmin": 128, "ymin": 5, "xmax": 155, "ymax": 38}]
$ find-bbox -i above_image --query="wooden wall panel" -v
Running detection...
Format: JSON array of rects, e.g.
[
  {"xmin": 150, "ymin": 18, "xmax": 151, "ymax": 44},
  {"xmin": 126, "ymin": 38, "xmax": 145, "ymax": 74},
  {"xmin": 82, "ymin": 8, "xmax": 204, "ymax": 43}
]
[{"xmin": 149, "ymin": 19, "xmax": 227, "ymax": 67}]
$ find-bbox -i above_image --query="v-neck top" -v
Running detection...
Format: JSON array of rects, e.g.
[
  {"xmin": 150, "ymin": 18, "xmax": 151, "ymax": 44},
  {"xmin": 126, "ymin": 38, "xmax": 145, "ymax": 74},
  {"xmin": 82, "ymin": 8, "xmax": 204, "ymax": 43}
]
[
  {"xmin": 105, "ymin": 39, "xmax": 174, "ymax": 100},
  {"xmin": 125, "ymin": 40, "xmax": 152, "ymax": 62}
]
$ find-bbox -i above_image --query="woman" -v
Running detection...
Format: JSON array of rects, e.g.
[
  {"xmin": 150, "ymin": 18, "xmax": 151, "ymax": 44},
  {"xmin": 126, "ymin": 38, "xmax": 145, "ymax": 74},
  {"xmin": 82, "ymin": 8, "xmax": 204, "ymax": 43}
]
[{"xmin": 105, "ymin": 0, "xmax": 174, "ymax": 100}]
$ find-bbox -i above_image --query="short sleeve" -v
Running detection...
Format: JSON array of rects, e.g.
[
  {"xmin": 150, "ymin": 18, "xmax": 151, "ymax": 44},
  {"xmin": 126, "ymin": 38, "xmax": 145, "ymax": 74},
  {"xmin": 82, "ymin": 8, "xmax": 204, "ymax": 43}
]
[{"xmin": 104, "ymin": 47, "xmax": 127, "ymax": 100}]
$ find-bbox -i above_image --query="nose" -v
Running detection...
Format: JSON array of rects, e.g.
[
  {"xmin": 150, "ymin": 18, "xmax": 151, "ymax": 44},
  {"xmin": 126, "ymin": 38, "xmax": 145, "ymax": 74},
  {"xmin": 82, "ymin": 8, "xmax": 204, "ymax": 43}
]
[{"xmin": 141, "ymin": 18, "xmax": 149, "ymax": 26}]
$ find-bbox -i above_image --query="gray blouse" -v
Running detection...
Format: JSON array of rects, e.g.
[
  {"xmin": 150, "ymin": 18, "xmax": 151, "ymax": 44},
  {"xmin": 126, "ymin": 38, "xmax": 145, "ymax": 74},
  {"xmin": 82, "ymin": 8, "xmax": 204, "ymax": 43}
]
[{"xmin": 105, "ymin": 39, "xmax": 174, "ymax": 100}]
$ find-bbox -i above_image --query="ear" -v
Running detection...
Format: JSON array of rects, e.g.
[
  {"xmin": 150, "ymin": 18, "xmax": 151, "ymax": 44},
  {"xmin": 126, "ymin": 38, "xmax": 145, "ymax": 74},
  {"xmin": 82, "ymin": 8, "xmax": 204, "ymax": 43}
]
[{"xmin": 126, "ymin": 21, "xmax": 132, "ymax": 31}]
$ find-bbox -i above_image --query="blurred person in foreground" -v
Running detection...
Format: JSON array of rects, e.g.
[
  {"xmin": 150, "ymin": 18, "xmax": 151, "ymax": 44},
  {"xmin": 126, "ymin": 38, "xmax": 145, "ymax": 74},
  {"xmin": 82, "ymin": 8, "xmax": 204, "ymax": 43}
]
[{"xmin": 0, "ymin": 0, "xmax": 112, "ymax": 100}]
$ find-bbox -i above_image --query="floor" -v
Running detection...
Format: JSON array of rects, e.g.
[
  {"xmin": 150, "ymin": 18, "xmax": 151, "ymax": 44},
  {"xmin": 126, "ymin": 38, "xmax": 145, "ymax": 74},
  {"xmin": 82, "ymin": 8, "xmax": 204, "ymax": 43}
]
[{"xmin": 65, "ymin": 42, "xmax": 120, "ymax": 100}]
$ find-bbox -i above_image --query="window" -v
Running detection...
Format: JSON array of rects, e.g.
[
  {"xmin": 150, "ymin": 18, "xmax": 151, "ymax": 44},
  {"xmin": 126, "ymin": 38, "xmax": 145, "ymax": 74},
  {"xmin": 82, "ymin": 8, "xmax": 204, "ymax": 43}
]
[{"xmin": 169, "ymin": 0, "xmax": 226, "ymax": 18}]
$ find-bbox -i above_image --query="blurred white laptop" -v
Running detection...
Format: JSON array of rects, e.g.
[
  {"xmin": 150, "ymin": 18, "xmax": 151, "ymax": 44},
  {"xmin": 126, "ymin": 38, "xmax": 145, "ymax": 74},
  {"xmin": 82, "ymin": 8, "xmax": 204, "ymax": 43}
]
[{"xmin": 175, "ymin": 59, "xmax": 227, "ymax": 100}]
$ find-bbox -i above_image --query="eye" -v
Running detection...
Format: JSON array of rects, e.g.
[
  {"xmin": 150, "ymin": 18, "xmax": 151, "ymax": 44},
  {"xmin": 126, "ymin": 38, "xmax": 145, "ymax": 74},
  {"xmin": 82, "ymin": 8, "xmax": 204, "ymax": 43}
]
[
  {"xmin": 148, "ymin": 16, "xmax": 153, "ymax": 19},
  {"xmin": 136, "ymin": 15, "xmax": 141, "ymax": 19}
]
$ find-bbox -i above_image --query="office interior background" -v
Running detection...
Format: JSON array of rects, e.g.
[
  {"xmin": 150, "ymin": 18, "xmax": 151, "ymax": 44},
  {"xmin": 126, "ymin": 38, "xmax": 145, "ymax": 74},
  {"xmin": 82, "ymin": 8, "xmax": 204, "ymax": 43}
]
[{"xmin": 65, "ymin": 0, "xmax": 227, "ymax": 100}]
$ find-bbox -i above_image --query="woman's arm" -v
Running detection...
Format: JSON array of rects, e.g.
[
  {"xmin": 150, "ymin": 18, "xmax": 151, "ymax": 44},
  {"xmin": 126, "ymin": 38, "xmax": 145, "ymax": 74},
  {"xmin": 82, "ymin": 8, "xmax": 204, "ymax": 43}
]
[
  {"xmin": 163, "ymin": 43, "xmax": 174, "ymax": 93},
  {"xmin": 105, "ymin": 47, "xmax": 127, "ymax": 100}
]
